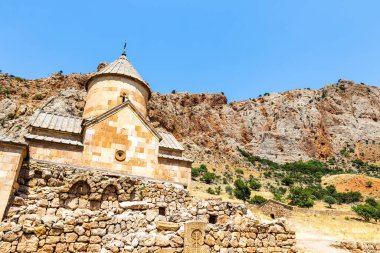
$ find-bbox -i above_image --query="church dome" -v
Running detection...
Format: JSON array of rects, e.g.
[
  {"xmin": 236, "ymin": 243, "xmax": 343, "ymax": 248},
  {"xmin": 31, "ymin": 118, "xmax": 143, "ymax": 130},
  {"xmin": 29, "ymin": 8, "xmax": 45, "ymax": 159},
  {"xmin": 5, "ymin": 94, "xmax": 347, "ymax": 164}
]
[
  {"xmin": 85, "ymin": 53, "xmax": 152, "ymax": 97},
  {"xmin": 83, "ymin": 52, "xmax": 152, "ymax": 119}
]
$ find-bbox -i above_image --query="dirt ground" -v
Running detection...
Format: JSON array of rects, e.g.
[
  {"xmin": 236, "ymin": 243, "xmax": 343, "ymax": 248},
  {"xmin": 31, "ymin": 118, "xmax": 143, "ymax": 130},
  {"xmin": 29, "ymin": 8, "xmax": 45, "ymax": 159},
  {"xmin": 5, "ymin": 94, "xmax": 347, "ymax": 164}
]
[
  {"xmin": 322, "ymin": 174, "xmax": 380, "ymax": 197},
  {"xmin": 288, "ymin": 210, "xmax": 380, "ymax": 252}
]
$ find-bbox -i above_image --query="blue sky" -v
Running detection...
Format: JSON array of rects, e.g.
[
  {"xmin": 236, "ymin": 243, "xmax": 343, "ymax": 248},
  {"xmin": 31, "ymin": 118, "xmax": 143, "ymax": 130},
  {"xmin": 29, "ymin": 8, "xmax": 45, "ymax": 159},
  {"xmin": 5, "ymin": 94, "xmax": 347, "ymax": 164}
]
[{"xmin": 1, "ymin": 1, "xmax": 380, "ymax": 101}]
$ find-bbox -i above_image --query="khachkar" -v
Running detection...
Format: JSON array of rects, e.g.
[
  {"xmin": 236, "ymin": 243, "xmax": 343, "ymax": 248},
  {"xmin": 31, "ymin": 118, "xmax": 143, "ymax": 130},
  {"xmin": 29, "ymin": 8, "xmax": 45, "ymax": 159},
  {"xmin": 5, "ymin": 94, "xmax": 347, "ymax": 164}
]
[{"xmin": 0, "ymin": 50, "xmax": 297, "ymax": 252}]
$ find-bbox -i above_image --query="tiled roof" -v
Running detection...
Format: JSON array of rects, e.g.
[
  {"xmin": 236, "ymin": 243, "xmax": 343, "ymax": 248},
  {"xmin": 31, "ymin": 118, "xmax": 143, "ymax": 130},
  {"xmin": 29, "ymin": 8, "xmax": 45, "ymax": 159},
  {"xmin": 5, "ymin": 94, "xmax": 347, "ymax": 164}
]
[
  {"xmin": 86, "ymin": 54, "xmax": 150, "ymax": 93},
  {"xmin": 158, "ymin": 154, "xmax": 193, "ymax": 162},
  {"xmin": 31, "ymin": 110, "xmax": 82, "ymax": 134},
  {"xmin": 25, "ymin": 133, "xmax": 83, "ymax": 146},
  {"xmin": 158, "ymin": 131, "xmax": 184, "ymax": 151},
  {"xmin": 0, "ymin": 135, "xmax": 27, "ymax": 146}
]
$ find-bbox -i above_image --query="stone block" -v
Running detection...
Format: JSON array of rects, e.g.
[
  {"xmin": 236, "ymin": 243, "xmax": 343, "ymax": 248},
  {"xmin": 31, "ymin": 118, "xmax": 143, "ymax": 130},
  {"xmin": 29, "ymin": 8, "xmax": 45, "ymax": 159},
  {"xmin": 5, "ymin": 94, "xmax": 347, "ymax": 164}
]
[{"xmin": 156, "ymin": 221, "xmax": 180, "ymax": 231}]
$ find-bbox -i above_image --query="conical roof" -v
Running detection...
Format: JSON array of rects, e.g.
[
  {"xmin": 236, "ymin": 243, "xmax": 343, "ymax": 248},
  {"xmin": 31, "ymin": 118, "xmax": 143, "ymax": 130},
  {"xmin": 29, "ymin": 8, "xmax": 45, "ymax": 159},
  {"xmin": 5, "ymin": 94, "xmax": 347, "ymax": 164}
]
[{"xmin": 86, "ymin": 53, "xmax": 151, "ymax": 93}]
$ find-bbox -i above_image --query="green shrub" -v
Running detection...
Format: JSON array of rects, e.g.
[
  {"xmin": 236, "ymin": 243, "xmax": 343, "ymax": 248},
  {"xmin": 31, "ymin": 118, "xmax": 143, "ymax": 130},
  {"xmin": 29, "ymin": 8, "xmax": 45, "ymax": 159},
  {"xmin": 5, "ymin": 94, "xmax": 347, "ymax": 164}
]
[
  {"xmin": 191, "ymin": 167, "xmax": 200, "ymax": 178},
  {"xmin": 334, "ymin": 191, "xmax": 362, "ymax": 204},
  {"xmin": 281, "ymin": 176, "xmax": 294, "ymax": 186},
  {"xmin": 33, "ymin": 93, "xmax": 45, "ymax": 100},
  {"xmin": 235, "ymin": 168, "xmax": 244, "ymax": 175},
  {"xmin": 248, "ymin": 175, "xmax": 261, "ymax": 190},
  {"xmin": 288, "ymin": 187, "xmax": 315, "ymax": 208},
  {"xmin": 323, "ymin": 196, "xmax": 337, "ymax": 208},
  {"xmin": 365, "ymin": 198, "xmax": 378, "ymax": 207},
  {"xmin": 20, "ymin": 92, "xmax": 28, "ymax": 98},
  {"xmin": 214, "ymin": 186, "xmax": 221, "ymax": 195},
  {"xmin": 206, "ymin": 186, "xmax": 221, "ymax": 195},
  {"xmin": 202, "ymin": 172, "xmax": 216, "ymax": 184},
  {"xmin": 225, "ymin": 185, "xmax": 233, "ymax": 195},
  {"xmin": 14, "ymin": 76, "xmax": 25, "ymax": 82},
  {"xmin": 325, "ymin": 185, "xmax": 337, "ymax": 195},
  {"xmin": 206, "ymin": 187, "xmax": 215, "ymax": 195},
  {"xmin": 352, "ymin": 205, "xmax": 377, "ymax": 222},
  {"xmin": 248, "ymin": 195, "xmax": 267, "ymax": 205},
  {"xmin": 233, "ymin": 179, "xmax": 251, "ymax": 202},
  {"xmin": 197, "ymin": 164, "xmax": 207, "ymax": 173},
  {"xmin": 2, "ymin": 88, "xmax": 10, "ymax": 95}
]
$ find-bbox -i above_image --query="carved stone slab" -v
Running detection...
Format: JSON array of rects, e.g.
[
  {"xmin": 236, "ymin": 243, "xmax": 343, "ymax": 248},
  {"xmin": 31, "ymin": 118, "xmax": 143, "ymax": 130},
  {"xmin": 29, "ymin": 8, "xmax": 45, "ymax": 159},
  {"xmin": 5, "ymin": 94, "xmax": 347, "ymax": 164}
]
[{"xmin": 184, "ymin": 221, "xmax": 207, "ymax": 253}]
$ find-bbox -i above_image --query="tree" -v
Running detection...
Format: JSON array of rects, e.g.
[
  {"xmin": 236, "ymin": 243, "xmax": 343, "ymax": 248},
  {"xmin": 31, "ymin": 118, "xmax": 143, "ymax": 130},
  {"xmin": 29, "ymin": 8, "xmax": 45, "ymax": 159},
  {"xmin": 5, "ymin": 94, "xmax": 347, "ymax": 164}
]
[
  {"xmin": 202, "ymin": 172, "xmax": 216, "ymax": 184},
  {"xmin": 352, "ymin": 205, "xmax": 377, "ymax": 222},
  {"xmin": 323, "ymin": 196, "xmax": 337, "ymax": 208},
  {"xmin": 233, "ymin": 179, "xmax": 251, "ymax": 202},
  {"xmin": 288, "ymin": 187, "xmax": 314, "ymax": 208}
]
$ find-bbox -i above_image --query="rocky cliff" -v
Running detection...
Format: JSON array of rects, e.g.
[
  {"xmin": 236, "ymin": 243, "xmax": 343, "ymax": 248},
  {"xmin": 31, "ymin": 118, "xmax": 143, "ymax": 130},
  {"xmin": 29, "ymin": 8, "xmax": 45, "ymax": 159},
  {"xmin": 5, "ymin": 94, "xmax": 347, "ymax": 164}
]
[{"xmin": 1, "ymin": 73, "xmax": 380, "ymax": 165}]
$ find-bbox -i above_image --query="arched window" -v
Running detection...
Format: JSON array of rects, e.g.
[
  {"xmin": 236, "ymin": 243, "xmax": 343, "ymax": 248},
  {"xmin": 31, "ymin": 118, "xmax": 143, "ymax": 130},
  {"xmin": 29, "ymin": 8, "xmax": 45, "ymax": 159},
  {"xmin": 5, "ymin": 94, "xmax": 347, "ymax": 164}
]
[
  {"xmin": 102, "ymin": 185, "xmax": 118, "ymax": 201},
  {"xmin": 69, "ymin": 181, "xmax": 90, "ymax": 196}
]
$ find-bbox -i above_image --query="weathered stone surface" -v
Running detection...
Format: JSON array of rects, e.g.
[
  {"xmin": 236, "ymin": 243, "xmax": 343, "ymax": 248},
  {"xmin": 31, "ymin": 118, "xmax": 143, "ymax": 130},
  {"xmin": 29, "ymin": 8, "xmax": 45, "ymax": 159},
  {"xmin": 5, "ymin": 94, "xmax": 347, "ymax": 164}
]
[
  {"xmin": 17, "ymin": 235, "xmax": 39, "ymax": 253},
  {"xmin": 119, "ymin": 201, "xmax": 153, "ymax": 210},
  {"xmin": 156, "ymin": 221, "xmax": 180, "ymax": 231},
  {"xmin": 155, "ymin": 235, "xmax": 171, "ymax": 247},
  {"xmin": 0, "ymin": 162, "xmax": 297, "ymax": 253}
]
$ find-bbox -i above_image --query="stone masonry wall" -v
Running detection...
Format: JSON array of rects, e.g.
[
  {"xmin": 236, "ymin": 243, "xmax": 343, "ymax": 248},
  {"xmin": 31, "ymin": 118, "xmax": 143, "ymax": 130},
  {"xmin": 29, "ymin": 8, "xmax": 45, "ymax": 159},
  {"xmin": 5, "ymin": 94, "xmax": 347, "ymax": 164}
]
[
  {"xmin": 335, "ymin": 241, "xmax": 380, "ymax": 253},
  {"xmin": 0, "ymin": 161, "xmax": 296, "ymax": 253},
  {"xmin": 0, "ymin": 144, "xmax": 27, "ymax": 220},
  {"xmin": 84, "ymin": 76, "xmax": 149, "ymax": 119}
]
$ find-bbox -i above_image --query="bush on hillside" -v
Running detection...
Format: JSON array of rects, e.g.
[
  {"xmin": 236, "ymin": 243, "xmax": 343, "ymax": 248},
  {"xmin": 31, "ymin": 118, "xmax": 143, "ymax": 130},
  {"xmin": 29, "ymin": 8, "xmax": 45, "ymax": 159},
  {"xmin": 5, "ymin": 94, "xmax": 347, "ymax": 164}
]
[
  {"xmin": 202, "ymin": 171, "xmax": 216, "ymax": 184},
  {"xmin": 281, "ymin": 176, "xmax": 294, "ymax": 186},
  {"xmin": 365, "ymin": 198, "xmax": 379, "ymax": 207},
  {"xmin": 352, "ymin": 205, "xmax": 378, "ymax": 222},
  {"xmin": 225, "ymin": 185, "xmax": 233, "ymax": 195},
  {"xmin": 333, "ymin": 191, "xmax": 362, "ymax": 204},
  {"xmin": 288, "ymin": 187, "xmax": 314, "ymax": 208},
  {"xmin": 323, "ymin": 196, "xmax": 337, "ymax": 208},
  {"xmin": 191, "ymin": 164, "xmax": 209, "ymax": 179},
  {"xmin": 248, "ymin": 195, "xmax": 267, "ymax": 205},
  {"xmin": 233, "ymin": 179, "xmax": 251, "ymax": 202},
  {"xmin": 248, "ymin": 175, "xmax": 262, "ymax": 190}
]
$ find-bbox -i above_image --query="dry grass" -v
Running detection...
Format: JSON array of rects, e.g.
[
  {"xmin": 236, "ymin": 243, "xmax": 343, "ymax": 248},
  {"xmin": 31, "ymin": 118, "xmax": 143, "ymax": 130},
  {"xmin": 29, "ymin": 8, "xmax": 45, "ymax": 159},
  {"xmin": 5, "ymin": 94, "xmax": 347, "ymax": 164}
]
[{"xmin": 288, "ymin": 210, "xmax": 380, "ymax": 243}]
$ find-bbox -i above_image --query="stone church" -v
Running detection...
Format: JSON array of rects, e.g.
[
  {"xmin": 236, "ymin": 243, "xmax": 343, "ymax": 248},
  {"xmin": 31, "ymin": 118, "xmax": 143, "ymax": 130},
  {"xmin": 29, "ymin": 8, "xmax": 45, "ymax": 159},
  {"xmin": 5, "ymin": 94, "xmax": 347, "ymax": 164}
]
[{"xmin": 0, "ymin": 52, "xmax": 191, "ymax": 220}]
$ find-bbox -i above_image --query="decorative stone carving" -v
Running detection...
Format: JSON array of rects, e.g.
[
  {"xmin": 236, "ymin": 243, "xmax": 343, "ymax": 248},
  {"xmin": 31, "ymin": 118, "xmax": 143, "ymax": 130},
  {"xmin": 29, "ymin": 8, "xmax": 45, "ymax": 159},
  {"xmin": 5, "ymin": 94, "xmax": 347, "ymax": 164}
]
[
  {"xmin": 184, "ymin": 221, "xmax": 207, "ymax": 253},
  {"xmin": 115, "ymin": 150, "xmax": 126, "ymax": 161}
]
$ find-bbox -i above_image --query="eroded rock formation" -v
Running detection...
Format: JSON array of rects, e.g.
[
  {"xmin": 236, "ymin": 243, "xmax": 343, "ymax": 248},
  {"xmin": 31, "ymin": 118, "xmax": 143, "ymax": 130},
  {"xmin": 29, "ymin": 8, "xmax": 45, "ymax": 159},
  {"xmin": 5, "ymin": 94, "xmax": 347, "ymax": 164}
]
[{"xmin": 2, "ymin": 73, "xmax": 380, "ymax": 165}]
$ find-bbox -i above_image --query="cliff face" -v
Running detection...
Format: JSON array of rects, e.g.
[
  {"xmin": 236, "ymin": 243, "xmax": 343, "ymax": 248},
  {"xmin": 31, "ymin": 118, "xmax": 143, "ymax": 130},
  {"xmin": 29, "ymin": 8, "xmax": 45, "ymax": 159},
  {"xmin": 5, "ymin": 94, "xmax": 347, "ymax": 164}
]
[
  {"xmin": 148, "ymin": 80, "xmax": 380, "ymax": 164},
  {"xmin": 1, "ymin": 72, "xmax": 380, "ymax": 165}
]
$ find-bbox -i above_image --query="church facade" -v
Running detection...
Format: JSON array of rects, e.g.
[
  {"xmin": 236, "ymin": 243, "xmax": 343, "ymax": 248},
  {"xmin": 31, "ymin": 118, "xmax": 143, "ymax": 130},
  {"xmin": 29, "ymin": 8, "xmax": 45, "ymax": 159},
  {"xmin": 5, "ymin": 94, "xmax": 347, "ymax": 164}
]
[{"xmin": 0, "ymin": 52, "xmax": 192, "ymax": 220}]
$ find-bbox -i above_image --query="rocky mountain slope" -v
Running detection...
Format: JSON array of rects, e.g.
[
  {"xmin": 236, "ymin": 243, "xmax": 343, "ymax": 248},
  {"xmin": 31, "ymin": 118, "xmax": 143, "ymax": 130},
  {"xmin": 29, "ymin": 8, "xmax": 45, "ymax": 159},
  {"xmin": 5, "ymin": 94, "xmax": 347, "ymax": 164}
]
[{"xmin": 1, "ymin": 72, "xmax": 380, "ymax": 166}]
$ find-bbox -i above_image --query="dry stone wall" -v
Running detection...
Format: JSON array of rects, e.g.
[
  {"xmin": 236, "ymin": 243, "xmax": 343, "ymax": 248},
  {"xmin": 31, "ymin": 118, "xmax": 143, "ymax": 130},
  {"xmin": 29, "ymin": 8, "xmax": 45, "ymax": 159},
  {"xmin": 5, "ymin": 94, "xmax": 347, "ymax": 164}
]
[
  {"xmin": 336, "ymin": 241, "xmax": 380, "ymax": 253},
  {"xmin": 0, "ymin": 160, "xmax": 296, "ymax": 252}
]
